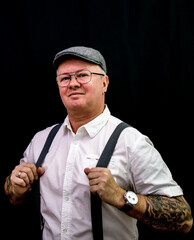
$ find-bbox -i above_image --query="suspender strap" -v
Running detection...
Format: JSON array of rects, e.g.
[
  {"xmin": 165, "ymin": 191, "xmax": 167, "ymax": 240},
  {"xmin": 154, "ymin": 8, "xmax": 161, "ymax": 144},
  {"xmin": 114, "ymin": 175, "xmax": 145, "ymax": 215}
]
[
  {"xmin": 35, "ymin": 123, "xmax": 63, "ymax": 168},
  {"xmin": 96, "ymin": 122, "xmax": 130, "ymax": 168},
  {"xmin": 91, "ymin": 122, "xmax": 130, "ymax": 240},
  {"xmin": 33, "ymin": 123, "xmax": 62, "ymax": 237}
]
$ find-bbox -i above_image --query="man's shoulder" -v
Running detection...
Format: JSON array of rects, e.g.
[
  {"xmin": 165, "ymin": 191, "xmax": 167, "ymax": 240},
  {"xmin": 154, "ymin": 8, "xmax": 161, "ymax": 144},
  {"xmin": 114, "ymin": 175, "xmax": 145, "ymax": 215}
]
[
  {"xmin": 107, "ymin": 115, "xmax": 153, "ymax": 148},
  {"xmin": 32, "ymin": 123, "xmax": 63, "ymax": 143},
  {"xmin": 108, "ymin": 115, "xmax": 140, "ymax": 136}
]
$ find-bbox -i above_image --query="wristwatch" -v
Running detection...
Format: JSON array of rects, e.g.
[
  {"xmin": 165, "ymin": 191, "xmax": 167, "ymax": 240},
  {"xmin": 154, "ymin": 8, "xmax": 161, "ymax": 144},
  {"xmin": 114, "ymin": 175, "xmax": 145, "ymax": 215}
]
[{"xmin": 119, "ymin": 191, "xmax": 138, "ymax": 212}]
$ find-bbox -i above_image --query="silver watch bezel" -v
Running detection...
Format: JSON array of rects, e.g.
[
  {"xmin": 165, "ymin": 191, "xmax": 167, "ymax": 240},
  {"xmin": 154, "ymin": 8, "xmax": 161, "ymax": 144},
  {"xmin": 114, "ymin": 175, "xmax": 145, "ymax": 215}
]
[{"xmin": 124, "ymin": 191, "xmax": 138, "ymax": 207}]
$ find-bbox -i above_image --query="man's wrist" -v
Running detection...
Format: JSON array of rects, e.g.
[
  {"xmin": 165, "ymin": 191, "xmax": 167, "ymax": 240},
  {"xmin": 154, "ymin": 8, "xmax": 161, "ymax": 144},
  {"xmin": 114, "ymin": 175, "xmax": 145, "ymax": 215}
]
[
  {"xmin": 116, "ymin": 188, "xmax": 126, "ymax": 209},
  {"xmin": 119, "ymin": 190, "xmax": 139, "ymax": 213}
]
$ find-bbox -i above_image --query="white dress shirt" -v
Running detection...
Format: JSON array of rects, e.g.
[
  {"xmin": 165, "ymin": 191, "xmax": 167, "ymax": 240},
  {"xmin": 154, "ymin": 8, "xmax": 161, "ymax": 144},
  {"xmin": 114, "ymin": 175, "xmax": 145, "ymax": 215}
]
[{"xmin": 20, "ymin": 106, "xmax": 183, "ymax": 240}]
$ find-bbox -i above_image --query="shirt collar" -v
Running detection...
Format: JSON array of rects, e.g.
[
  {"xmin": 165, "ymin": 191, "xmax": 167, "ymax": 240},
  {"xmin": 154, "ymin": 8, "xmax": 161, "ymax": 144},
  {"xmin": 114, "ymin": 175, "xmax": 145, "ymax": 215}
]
[{"xmin": 63, "ymin": 105, "xmax": 111, "ymax": 138}]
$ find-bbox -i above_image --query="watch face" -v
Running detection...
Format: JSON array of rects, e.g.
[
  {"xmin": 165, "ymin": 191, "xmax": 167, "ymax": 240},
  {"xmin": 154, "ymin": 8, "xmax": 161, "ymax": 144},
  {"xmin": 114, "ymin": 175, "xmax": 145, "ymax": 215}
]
[{"xmin": 125, "ymin": 191, "xmax": 138, "ymax": 205}]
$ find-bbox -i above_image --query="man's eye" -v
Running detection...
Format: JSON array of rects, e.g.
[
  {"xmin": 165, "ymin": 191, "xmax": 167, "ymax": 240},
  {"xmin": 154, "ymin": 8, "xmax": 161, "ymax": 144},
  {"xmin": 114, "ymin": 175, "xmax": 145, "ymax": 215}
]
[
  {"xmin": 61, "ymin": 76, "xmax": 70, "ymax": 81},
  {"xmin": 77, "ymin": 73, "xmax": 89, "ymax": 78}
]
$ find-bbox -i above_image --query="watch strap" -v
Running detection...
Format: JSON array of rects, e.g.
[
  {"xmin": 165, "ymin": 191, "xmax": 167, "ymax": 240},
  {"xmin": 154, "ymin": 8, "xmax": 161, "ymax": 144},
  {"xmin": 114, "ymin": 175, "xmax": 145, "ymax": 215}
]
[{"xmin": 119, "ymin": 204, "xmax": 133, "ymax": 212}]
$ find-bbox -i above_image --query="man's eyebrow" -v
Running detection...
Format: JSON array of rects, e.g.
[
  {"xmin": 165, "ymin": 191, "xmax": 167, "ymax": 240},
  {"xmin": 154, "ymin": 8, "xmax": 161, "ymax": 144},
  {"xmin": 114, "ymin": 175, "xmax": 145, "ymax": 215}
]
[{"xmin": 57, "ymin": 68, "xmax": 87, "ymax": 76}]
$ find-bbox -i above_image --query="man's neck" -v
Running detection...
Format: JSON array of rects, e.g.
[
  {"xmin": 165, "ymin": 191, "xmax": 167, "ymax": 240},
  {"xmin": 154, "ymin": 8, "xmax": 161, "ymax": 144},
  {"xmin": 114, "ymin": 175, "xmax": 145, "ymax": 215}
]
[{"xmin": 68, "ymin": 105, "xmax": 105, "ymax": 133}]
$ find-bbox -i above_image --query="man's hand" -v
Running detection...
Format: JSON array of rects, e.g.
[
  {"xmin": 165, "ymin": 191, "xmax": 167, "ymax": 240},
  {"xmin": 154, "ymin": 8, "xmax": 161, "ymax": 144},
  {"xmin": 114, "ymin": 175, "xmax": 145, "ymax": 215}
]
[
  {"xmin": 84, "ymin": 167, "xmax": 125, "ymax": 208},
  {"xmin": 4, "ymin": 162, "xmax": 45, "ymax": 205}
]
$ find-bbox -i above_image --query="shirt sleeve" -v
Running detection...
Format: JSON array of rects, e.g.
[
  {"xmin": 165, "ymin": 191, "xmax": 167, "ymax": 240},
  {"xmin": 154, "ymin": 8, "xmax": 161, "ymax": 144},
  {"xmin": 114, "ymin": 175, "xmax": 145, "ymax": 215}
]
[{"xmin": 130, "ymin": 133, "xmax": 183, "ymax": 197}]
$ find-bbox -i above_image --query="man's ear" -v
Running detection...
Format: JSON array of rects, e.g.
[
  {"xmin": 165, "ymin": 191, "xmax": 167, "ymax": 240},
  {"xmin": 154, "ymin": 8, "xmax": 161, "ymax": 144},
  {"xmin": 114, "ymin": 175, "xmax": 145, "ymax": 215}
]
[{"xmin": 103, "ymin": 75, "xmax": 109, "ymax": 93}]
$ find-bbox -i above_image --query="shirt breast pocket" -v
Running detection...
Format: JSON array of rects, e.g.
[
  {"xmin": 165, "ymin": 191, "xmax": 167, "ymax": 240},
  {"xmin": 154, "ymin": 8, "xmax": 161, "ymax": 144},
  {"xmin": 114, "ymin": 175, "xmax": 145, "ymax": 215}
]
[
  {"xmin": 84, "ymin": 154, "xmax": 99, "ymax": 168},
  {"xmin": 73, "ymin": 154, "xmax": 99, "ymax": 186},
  {"xmin": 78, "ymin": 154, "xmax": 129, "ymax": 190}
]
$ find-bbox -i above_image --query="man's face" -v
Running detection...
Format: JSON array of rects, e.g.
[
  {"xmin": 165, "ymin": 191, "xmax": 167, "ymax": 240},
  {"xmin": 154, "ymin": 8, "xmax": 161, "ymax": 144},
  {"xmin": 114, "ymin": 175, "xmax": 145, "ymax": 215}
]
[{"xmin": 57, "ymin": 58, "xmax": 109, "ymax": 115}]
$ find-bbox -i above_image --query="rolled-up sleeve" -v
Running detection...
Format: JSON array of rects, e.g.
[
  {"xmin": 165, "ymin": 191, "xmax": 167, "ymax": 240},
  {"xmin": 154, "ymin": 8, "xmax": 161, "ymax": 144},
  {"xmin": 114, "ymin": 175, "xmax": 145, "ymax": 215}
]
[{"xmin": 130, "ymin": 134, "xmax": 183, "ymax": 197}]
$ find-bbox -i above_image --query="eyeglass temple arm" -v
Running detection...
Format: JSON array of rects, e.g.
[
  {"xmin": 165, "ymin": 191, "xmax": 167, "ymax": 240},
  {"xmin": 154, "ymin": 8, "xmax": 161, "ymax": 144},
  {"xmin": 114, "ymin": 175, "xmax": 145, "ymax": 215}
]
[{"xmin": 91, "ymin": 73, "xmax": 105, "ymax": 76}]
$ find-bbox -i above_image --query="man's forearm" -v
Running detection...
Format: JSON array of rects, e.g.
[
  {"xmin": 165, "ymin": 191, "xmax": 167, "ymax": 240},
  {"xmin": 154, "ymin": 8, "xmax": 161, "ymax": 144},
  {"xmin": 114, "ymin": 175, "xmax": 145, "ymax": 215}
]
[
  {"xmin": 126, "ymin": 194, "xmax": 193, "ymax": 234},
  {"xmin": 86, "ymin": 167, "xmax": 193, "ymax": 234},
  {"xmin": 142, "ymin": 195, "xmax": 193, "ymax": 233},
  {"xmin": 4, "ymin": 174, "xmax": 25, "ymax": 205}
]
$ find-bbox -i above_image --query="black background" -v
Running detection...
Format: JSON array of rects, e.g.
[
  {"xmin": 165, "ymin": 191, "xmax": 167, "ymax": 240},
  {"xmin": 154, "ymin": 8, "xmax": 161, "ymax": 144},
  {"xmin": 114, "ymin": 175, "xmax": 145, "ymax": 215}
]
[{"xmin": 0, "ymin": 0, "xmax": 193, "ymax": 239}]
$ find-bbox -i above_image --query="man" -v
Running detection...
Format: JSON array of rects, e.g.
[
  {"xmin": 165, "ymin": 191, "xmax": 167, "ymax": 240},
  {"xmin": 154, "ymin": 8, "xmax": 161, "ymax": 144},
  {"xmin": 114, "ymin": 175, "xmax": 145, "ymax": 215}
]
[{"xmin": 4, "ymin": 46, "xmax": 193, "ymax": 239}]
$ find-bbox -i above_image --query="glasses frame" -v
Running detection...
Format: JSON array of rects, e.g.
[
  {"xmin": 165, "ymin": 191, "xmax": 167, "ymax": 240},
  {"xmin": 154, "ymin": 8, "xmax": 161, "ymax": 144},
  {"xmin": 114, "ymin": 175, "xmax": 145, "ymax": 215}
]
[{"xmin": 56, "ymin": 69, "xmax": 105, "ymax": 87}]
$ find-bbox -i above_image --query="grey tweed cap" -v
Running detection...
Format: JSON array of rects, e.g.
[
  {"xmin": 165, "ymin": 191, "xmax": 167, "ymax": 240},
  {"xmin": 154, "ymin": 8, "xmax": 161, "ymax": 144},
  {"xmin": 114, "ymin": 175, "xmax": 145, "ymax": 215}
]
[{"xmin": 53, "ymin": 46, "xmax": 107, "ymax": 73}]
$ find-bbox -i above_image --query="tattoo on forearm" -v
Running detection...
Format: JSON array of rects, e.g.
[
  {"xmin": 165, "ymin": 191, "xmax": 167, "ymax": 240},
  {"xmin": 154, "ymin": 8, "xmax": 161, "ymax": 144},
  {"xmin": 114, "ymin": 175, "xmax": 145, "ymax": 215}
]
[
  {"xmin": 6, "ymin": 174, "xmax": 12, "ymax": 193},
  {"xmin": 5, "ymin": 174, "xmax": 13, "ymax": 202},
  {"xmin": 142, "ymin": 195, "xmax": 192, "ymax": 232}
]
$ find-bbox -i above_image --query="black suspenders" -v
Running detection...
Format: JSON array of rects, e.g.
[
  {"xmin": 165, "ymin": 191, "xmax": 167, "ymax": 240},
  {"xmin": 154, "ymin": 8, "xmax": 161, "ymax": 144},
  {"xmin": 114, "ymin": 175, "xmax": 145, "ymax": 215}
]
[{"xmin": 34, "ymin": 121, "xmax": 130, "ymax": 239}]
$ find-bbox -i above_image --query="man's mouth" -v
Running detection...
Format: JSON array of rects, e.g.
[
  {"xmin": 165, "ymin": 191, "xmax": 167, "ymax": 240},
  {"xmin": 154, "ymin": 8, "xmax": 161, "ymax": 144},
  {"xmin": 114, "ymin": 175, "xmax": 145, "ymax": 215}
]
[{"xmin": 68, "ymin": 92, "xmax": 85, "ymax": 97}]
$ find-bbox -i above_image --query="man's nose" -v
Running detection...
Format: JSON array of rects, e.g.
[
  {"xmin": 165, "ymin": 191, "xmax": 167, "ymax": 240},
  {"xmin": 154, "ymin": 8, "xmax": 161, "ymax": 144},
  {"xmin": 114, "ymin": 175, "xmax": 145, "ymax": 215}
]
[{"xmin": 69, "ymin": 74, "xmax": 80, "ymax": 88}]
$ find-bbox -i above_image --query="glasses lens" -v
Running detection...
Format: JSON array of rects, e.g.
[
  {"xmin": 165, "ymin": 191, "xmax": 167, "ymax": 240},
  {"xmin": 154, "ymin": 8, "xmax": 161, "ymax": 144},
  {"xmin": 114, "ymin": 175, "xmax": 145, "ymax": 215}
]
[
  {"xmin": 76, "ymin": 70, "xmax": 91, "ymax": 84},
  {"xmin": 57, "ymin": 74, "xmax": 70, "ymax": 87}
]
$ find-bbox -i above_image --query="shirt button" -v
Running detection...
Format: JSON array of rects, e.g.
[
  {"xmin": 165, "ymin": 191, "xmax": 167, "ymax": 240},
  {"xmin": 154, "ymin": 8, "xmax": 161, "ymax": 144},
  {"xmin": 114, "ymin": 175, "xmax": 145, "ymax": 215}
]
[
  {"xmin": 64, "ymin": 196, "xmax": 69, "ymax": 201},
  {"xmin": 63, "ymin": 228, "xmax": 67, "ymax": 233}
]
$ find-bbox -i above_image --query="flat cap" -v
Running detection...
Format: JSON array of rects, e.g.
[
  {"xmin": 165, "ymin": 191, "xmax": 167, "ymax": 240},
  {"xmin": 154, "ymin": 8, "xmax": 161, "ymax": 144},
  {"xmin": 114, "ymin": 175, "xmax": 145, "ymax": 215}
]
[{"xmin": 53, "ymin": 46, "xmax": 107, "ymax": 73}]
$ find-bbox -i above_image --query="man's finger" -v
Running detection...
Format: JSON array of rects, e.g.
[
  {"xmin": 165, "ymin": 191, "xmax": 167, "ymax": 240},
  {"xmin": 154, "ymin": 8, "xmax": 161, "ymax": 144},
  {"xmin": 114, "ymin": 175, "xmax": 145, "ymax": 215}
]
[
  {"xmin": 37, "ymin": 167, "xmax": 45, "ymax": 177},
  {"xmin": 84, "ymin": 168, "xmax": 91, "ymax": 175}
]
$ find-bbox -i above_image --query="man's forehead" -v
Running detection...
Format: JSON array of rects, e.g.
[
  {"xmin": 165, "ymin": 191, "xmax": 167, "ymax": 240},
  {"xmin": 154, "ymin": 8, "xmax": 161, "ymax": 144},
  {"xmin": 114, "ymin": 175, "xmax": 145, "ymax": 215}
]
[{"xmin": 57, "ymin": 58, "xmax": 100, "ymax": 73}]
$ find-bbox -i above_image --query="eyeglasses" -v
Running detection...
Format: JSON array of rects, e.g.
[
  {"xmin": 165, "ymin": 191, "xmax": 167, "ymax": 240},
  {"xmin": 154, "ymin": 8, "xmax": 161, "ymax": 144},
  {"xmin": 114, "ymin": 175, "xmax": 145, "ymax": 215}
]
[{"xmin": 56, "ymin": 69, "xmax": 105, "ymax": 87}]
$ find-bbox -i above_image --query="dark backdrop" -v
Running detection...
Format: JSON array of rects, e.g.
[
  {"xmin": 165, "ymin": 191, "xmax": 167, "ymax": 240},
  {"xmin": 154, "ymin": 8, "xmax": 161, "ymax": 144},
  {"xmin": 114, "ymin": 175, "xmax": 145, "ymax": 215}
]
[{"xmin": 0, "ymin": 0, "xmax": 193, "ymax": 239}]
